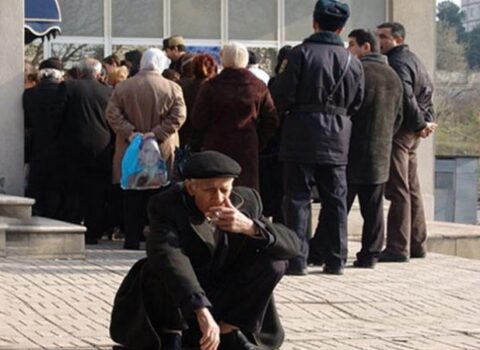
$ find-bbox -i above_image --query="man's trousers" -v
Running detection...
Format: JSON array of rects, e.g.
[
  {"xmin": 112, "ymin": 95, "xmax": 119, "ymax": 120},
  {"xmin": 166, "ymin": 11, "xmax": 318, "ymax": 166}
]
[
  {"xmin": 384, "ymin": 128, "xmax": 427, "ymax": 258},
  {"xmin": 347, "ymin": 183, "xmax": 385, "ymax": 264},
  {"xmin": 283, "ymin": 162, "xmax": 348, "ymax": 270}
]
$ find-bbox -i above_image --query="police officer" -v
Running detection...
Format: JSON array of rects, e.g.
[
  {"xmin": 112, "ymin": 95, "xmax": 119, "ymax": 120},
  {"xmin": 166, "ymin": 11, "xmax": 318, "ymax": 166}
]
[{"xmin": 271, "ymin": 0, "xmax": 364, "ymax": 275}]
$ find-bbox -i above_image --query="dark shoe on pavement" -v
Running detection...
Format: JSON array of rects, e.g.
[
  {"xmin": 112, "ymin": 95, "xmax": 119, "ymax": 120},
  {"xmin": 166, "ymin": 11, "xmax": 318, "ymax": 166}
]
[
  {"xmin": 220, "ymin": 330, "xmax": 260, "ymax": 350},
  {"xmin": 353, "ymin": 259, "xmax": 376, "ymax": 269},
  {"xmin": 410, "ymin": 251, "xmax": 426, "ymax": 259},
  {"xmin": 322, "ymin": 265, "xmax": 344, "ymax": 275},
  {"xmin": 378, "ymin": 250, "xmax": 409, "ymax": 262},
  {"xmin": 286, "ymin": 266, "xmax": 308, "ymax": 276},
  {"xmin": 160, "ymin": 332, "xmax": 182, "ymax": 350}
]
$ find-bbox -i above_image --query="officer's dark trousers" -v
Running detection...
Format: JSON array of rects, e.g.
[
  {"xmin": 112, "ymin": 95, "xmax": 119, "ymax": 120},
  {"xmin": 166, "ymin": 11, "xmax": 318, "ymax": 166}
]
[
  {"xmin": 143, "ymin": 253, "xmax": 287, "ymax": 337},
  {"xmin": 284, "ymin": 162, "xmax": 348, "ymax": 270},
  {"xmin": 347, "ymin": 183, "xmax": 385, "ymax": 264}
]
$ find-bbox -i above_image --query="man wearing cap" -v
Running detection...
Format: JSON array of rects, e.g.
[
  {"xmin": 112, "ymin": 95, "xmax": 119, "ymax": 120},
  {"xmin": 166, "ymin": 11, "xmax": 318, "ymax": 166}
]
[
  {"xmin": 271, "ymin": 0, "xmax": 364, "ymax": 275},
  {"xmin": 23, "ymin": 57, "xmax": 65, "ymax": 219},
  {"xmin": 163, "ymin": 35, "xmax": 195, "ymax": 78},
  {"xmin": 110, "ymin": 151, "xmax": 300, "ymax": 350}
]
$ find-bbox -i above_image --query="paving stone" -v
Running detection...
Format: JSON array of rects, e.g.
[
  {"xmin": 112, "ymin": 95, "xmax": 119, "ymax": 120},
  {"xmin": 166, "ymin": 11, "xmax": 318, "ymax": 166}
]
[{"xmin": 1, "ymin": 240, "xmax": 480, "ymax": 349}]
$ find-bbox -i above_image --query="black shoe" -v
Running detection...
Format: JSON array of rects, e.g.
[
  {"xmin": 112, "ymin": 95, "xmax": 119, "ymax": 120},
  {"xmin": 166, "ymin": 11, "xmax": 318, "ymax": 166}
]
[
  {"xmin": 285, "ymin": 266, "xmax": 308, "ymax": 276},
  {"xmin": 160, "ymin": 332, "xmax": 182, "ymax": 350},
  {"xmin": 353, "ymin": 259, "xmax": 376, "ymax": 269},
  {"xmin": 220, "ymin": 330, "xmax": 260, "ymax": 350},
  {"xmin": 410, "ymin": 251, "xmax": 426, "ymax": 259},
  {"xmin": 322, "ymin": 265, "xmax": 344, "ymax": 275},
  {"xmin": 378, "ymin": 250, "xmax": 409, "ymax": 262}
]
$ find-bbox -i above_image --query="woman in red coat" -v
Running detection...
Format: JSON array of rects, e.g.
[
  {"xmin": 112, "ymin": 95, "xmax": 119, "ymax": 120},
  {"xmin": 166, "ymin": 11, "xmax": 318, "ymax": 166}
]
[{"xmin": 192, "ymin": 42, "xmax": 278, "ymax": 191}]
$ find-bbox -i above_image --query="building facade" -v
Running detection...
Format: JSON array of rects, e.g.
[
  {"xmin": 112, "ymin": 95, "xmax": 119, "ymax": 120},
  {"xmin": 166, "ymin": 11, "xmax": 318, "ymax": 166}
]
[
  {"xmin": 2, "ymin": 0, "xmax": 436, "ymax": 218},
  {"xmin": 462, "ymin": 0, "xmax": 480, "ymax": 31}
]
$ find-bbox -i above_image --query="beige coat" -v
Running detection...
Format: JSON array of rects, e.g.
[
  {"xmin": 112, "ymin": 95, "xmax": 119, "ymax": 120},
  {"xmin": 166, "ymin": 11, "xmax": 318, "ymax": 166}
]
[{"xmin": 106, "ymin": 70, "xmax": 186, "ymax": 183}]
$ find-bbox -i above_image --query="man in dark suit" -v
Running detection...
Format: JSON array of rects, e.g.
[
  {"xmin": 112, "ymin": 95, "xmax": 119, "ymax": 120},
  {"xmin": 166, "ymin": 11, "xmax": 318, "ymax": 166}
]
[
  {"xmin": 110, "ymin": 151, "xmax": 300, "ymax": 350},
  {"xmin": 56, "ymin": 58, "xmax": 112, "ymax": 244}
]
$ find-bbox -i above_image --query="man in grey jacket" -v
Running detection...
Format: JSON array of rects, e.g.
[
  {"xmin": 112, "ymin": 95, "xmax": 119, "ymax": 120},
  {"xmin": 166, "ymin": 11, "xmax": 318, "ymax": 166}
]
[{"xmin": 346, "ymin": 29, "xmax": 403, "ymax": 268}]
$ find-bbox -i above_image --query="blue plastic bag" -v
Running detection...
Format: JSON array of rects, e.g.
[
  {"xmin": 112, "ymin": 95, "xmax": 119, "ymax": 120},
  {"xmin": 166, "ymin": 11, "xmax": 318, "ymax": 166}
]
[{"xmin": 121, "ymin": 135, "xmax": 169, "ymax": 190}]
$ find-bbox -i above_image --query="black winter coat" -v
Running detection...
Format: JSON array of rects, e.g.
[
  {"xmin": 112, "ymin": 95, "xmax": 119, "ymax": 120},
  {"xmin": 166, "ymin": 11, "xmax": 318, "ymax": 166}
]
[
  {"xmin": 386, "ymin": 45, "xmax": 435, "ymax": 132},
  {"xmin": 347, "ymin": 53, "xmax": 403, "ymax": 185},
  {"xmin": 271, "ymin": 31, "xmax": 364, "ymax": 164},
  {"xmin": 23, "ymin": 78, "xmax": 63, "ymax": 188},
  {"xmin": 110, "ymin": 184, "xmax": 300, "ymax": 350},
  {"xmin": 56, "ymin": 78, "xmax": 112, "ymax": 165}
]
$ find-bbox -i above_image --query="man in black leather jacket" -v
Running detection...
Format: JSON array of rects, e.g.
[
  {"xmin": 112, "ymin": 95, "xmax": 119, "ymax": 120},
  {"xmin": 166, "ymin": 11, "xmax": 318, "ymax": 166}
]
[
  {"xmin": 271, "ymin": 0, "xmax": 364, "ymax": 275},
  {"xmin": 376, "ymin": 22, "xmax": 437, "ymax": 263}
]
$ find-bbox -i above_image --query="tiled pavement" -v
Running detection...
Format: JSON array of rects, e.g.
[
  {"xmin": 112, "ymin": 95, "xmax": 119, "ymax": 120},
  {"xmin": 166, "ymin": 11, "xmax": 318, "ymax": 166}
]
[{"xmin": 1, "ymin": 241, "xmax": 480, "ymax": 350}]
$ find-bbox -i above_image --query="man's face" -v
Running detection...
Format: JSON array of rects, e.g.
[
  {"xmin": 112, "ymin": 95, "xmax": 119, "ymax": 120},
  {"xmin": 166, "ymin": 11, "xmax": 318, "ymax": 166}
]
[
  {"xmin": 347, "ymin": 37, "xmax": 370, "ymax": 58},
  {"xmin": 165, "ymin": 47, "xmax": 180, "ymax": 61},
  {"xmin": 376, "ymin": 27, "xmax": 399, "ymax": 54},
  {"xmin": 186, "ymin": 178, "xmax": 234, "ymax": 216}
]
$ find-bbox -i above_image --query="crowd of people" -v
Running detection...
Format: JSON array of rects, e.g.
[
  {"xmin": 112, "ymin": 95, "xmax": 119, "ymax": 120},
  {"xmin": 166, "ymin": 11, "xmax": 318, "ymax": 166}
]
[
  {"xmin": 23, "ymin": 0, "xmax": 437, "ymax": 349},
  {"xmin": 23, "ymin": 2, "xmax": 435, "ymax": 273}
]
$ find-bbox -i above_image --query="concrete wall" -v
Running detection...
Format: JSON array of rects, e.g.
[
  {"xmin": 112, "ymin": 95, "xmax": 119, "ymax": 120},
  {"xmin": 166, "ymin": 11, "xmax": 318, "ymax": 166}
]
[
  {"xmin": 0, "ymin": 1, "xmax": 24, "ymax": 195},
  {"xmin": 389, "ymin": 0, "xmax": 436, "ymax": 219}
]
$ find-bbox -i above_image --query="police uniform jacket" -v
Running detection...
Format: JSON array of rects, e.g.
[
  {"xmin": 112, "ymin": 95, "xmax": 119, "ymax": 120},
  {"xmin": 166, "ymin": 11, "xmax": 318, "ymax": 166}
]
[{"xmin": 271, "ymin": 31, "xmax": 364, "ymax": 165}]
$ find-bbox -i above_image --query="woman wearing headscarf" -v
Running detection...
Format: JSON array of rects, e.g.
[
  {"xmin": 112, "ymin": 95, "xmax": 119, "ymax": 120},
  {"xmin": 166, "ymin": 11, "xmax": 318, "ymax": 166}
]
[
  {"xmin": 106, "ymin": 48, "xmax": 186, "ymax": 250},
  {"xmin": 191, "ymin": 42, "xmax": 278, "ymax": 191}
]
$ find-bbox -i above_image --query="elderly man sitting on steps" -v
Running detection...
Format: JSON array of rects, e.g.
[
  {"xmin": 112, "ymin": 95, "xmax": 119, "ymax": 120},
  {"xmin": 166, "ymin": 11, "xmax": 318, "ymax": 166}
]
[{"xmin": 110, "ymin": 151, "xmax": 300, "ymax": 350}]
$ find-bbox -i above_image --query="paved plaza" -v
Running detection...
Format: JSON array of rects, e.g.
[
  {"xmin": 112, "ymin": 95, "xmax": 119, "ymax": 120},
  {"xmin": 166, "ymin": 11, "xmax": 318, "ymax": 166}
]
[{"xmin": 1, "ymin": 240, "xmax": 480, "ymax": 350}]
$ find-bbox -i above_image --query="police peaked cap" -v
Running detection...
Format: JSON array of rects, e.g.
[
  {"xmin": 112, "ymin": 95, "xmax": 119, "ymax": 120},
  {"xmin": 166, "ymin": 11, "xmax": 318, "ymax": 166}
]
[
  {"xmin": 183, "ymin": 151, "xmax": 242, "ymax": 179},
  {"xmin": 314, "ymin": 0, "xmax": 350, "ymax": 28}
]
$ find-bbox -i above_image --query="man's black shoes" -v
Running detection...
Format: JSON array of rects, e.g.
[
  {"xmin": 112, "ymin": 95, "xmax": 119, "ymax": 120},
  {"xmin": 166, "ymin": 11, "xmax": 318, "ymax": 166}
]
[
  {"xmin": 219, "ymin": 330, "xmax": 260, "ymax": 350},
  {"xmin": 285, "ymin": 266, "xmax": 308, "ymax": 276},
  {"xmin": 378, "ymin": 250, "xmax": 409, "ymax": 262},
  {"xmin": 353, "ymin": 259, "xmax": 376, "ymax": 269},
  {"xmin": 322, "ymin": 265, "xmax": 344, "ymax": 275}
]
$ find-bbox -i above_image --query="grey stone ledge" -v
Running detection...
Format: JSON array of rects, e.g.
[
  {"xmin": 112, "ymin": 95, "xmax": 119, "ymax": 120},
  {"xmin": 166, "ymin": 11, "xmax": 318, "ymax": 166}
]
[
  {"xmin": 0, "ymin": 216, "xmax": 86, "ymax": 233},
  {"xmin": 0, "ymin": 194, "xmax": 35, "ymax": 205}
]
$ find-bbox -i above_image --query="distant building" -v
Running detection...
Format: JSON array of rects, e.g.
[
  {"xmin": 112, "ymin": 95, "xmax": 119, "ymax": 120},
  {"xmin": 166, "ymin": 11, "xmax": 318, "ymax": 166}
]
[{"xmin": 462, "ymin": 0, "xmax": 480, "ymax": 31}]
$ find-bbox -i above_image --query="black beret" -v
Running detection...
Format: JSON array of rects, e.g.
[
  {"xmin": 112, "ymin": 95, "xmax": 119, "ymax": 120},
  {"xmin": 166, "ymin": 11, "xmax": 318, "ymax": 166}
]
[
  {"xmin": 39, "ymin": 57, "xmax": 64, "ymax": 71},
  {"xmin": 183, "ymin": 151, "xmax": 242, "ymax": 179},
  {"xmin": 314, "ymin": 0, "xmax": 350, "ymax": 29}
]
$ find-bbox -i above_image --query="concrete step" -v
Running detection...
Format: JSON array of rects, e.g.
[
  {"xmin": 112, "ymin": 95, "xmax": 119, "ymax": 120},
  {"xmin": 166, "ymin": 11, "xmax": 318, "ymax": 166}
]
[
  {"xmin": 426, "ymin": 221, "xmax": 480, "ymax": 259},
  {"xmin": 0, "ymin": 222, "xmax": 6, "ymax": 257},
  {"xmin": 313, "ymin": 203, "xmax": 480, "ymax": 260},
  {"xmin": 0, "ymin": 194, "xmax": 35, "ymax": 218},
  {"xmin": 0, "ymin": 216, "xmax": 86, "ymax": 259}
]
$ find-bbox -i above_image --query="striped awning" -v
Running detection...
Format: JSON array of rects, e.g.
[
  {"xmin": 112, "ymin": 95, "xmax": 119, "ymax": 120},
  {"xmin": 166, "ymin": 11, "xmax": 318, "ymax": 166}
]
[{"xmin": 25, "ymin": 0, "xmax": 62, "ymax": 44}]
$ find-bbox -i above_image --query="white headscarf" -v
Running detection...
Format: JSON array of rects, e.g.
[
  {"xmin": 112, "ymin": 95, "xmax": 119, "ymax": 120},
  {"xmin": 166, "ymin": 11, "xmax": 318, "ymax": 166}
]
[
  {"xmin": 140, "ymin": 48, "xmax": 169, "ymax": 72},
  {"xmin": 221, "ymin": 42, "xmax": 249, "ymax": 69}
]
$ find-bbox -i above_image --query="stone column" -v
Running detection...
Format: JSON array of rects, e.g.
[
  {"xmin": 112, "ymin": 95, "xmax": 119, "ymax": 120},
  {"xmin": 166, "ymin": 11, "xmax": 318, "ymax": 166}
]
[
  {"xmin": 0, "ymin": 0, "xmax": 24, "ymax": 195},
  {"xmin": 389, "ymin": 0, "xmax": 436, "ymax": 219}
]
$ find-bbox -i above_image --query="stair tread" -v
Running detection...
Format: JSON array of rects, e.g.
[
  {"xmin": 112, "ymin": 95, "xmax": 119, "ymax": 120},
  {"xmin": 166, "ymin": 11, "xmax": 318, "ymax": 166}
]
[
  {"xmin": 0, "ymin": 216, "xmax": 86, "ymax": 233},
  {"xmin": 0, "ymin": 194, "xmax": 35, "ymax": 206}
]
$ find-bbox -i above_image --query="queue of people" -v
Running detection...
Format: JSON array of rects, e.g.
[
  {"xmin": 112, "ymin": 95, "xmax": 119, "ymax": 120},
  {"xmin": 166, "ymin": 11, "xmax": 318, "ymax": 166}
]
[{"xmin": 23, "ymin": 0, "xmax": 436, "ymax": 348}]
